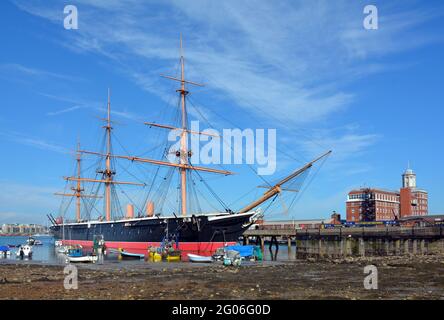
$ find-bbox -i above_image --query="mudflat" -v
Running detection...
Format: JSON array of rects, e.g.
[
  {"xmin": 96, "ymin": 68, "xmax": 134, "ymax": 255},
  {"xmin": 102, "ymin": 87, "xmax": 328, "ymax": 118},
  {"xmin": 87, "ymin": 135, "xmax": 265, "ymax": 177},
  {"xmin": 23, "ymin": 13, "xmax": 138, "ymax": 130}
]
[{"xmin": 0, "ymin": 255, "xmax": 443, "ymax": 300}]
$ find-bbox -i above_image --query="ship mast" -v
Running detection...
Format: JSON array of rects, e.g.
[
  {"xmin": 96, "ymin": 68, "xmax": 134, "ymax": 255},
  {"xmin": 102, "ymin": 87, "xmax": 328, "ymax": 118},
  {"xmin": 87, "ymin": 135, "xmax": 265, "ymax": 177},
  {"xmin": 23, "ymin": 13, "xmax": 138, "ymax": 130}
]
[
  {"xmin": 178, "ymin": 35, "xmax": 188, "ymax": 216},
  {"xmin": 104, "ymin": 88, "xmax": 113, "ymax": 221},
  {"xmin": 55, "ymin": 141, "xmax": 102, "ymax": 222},
  {"xmin": 77, "ymin": 38, "xmax": 234, "ymax": 217},
  {"xmin": 75, "ymin": 141, "xmax": 82, "ymax": 221},
  {"xmin": 238, "ymin": 150, "xmax": 332, "ymax": 213},
  {"xmin": 63, "ymin": 90, "xmax": 144, "ymax": 221}
]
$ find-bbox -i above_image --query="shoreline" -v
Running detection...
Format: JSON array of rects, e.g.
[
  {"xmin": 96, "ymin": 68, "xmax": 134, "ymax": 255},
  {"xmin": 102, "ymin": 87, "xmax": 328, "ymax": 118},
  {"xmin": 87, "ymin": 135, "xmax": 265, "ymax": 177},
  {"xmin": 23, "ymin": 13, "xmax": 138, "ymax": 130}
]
[{"xmin": 1, "ymin": 255, "xmax": 443, "ymax": 300}]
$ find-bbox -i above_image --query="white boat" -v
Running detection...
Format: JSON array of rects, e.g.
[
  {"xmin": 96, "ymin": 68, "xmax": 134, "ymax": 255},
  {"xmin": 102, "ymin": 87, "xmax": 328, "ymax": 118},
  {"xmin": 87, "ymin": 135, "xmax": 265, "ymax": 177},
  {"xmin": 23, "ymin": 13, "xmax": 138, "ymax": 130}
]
[
  {"xmin": 27, "ymin": 236, "xmax": 43, "ymax": 245},
  {"xmin": 187, "ymin": 253, "xmax": 212, "ymax": 263},
  {"xmin": 57, "ymin": 244, "xmax": 82, "ymax": 254},
  {"xmin": 16, "ymin": 245, "xmax": 33, "ymax": 258},
  {"xmin": 65, "ymin": 255, "xmax": 98, "ymax": 263},
  {"xmin": 120, "ymin": 250, "xmax": 145, "ymax": 259},
  {"xmin": 57, "ymin": 247, "xmax": 69, "ymax": 254}
]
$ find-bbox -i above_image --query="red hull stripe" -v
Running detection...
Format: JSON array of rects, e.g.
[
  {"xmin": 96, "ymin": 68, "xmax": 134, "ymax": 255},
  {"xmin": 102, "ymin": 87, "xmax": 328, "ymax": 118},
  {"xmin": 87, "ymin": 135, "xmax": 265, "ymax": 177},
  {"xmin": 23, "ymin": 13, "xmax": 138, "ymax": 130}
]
[{"xmin": 61, "ymin": 240, "xmax": 235, "ymax": 256}]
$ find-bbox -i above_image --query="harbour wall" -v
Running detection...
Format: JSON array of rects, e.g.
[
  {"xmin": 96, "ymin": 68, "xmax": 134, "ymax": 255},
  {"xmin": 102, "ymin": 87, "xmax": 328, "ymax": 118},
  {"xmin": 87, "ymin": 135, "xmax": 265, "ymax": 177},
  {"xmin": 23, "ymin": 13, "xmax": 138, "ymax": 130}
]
[{"xmin": 243, "ymin": 226, "xmax": 444, "ymax": 259}]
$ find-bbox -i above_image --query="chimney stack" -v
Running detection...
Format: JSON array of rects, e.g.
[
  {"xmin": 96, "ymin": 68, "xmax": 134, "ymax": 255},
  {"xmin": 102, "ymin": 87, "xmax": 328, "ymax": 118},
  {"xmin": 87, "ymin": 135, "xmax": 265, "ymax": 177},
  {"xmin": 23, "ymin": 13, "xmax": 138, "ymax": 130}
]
[
  {"xmin": 146, "ymin": 201, "xmax": 154, "ymax": 217},
  {"xmin": 126, "ymin": 204, "xmax": 134, "ymax": 219}
]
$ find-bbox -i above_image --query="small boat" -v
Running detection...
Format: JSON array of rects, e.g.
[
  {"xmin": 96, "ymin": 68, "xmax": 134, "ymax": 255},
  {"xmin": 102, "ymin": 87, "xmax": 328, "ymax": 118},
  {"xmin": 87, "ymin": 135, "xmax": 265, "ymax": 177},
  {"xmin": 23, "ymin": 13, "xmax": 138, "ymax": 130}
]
[
  {"xmin": 65, "ymin": 246, "xmax": 97, "ymax": 263},
  {"xmin": 57, "ymin": 248, "xmax": 67, "ymax": 254},
  {"xmin": 148, "ymin": 251, "xmax": 162, "ymax": 262},
  {"xmin": 166, "ymin": 252, "xmax": 181, "ymax": 262},
  {"xmin": 166, "ymin": 255, "xmax": 180, "ymax": 262},
  {"xmin": 66, "ymin": 255, "xmax": 98, "ymax": 263},
  {"xmin": 223, "ymin": 250, "xmax": 241, "ymax": 266},
  {"xmin": 26, "ymin": 237, "xmax": 42, "ymax": 245},
  {"xmin": 16, "ymin": 245, "xmax": 33, "ymax": 258},
  {"xmin": 0, "ymin": 246, "xmax": 10, "ymax": 256},
  {"xmin": 67, "ymin": 246, "xmax": 84, "ymax": 257},
  {"xmin": 7, "ymin": 244, "xmax": 19, "ymax": 248},
  {"xmin": 187, "ymin": 253, "xmax": 212, "ymax": 263},
  {"xmin": 224, "ymin": 245, "xmax": 263, "ymax": 261},
  {"xmin": 119, "ymin": 249, "xmax": 145, "ymax": 259}
]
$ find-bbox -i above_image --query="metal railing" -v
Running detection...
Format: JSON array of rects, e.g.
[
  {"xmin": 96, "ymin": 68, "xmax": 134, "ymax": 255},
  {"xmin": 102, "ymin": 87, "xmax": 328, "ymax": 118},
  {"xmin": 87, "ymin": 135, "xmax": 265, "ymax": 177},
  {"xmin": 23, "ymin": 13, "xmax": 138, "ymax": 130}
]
[{"xmin": 244, "ymin": 225, "xmax": 443, "ymax": 239}]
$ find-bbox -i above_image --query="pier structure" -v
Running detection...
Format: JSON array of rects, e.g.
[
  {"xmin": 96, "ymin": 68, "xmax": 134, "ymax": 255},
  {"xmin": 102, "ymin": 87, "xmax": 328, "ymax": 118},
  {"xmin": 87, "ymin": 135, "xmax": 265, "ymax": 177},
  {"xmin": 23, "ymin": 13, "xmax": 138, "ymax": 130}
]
[{"xmin": 243, "ymin": 226, "xmax": 444, "ymax": 259}]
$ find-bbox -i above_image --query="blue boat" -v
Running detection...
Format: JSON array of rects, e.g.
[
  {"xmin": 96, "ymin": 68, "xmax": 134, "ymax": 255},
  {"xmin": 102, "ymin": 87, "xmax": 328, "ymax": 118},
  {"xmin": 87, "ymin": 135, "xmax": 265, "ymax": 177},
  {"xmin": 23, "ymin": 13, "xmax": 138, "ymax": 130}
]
[
  {"xmin": 0, "ymin": 245, "xmax": 10, "ymax": 252},
  {"xmin": 224, "ymin": 245, "xmax": 255, "ymax": 258},
  {"xmin": 67, "ymin": 246, "xmax": 83, "ymax": 257},
  {"xmin": 224, "ymin": 245, "xmax": 263, "ymax": 261}
]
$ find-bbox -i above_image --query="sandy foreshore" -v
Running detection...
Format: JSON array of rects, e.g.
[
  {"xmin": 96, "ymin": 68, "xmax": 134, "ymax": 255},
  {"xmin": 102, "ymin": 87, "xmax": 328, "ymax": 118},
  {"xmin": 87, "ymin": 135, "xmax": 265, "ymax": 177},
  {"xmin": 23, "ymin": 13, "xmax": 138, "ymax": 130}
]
[{"xmin": 0, "ymin": 255, "xmax": 443, "ymax": 300}]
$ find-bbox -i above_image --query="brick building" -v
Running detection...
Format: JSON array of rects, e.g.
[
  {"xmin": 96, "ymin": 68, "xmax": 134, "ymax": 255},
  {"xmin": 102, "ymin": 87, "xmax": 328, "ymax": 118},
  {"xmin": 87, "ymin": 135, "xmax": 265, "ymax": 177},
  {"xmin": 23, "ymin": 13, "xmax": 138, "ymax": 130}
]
[
  {"xmin": 346, "ymin": 188, "xmax": 400, "ymax": 222},
  {"xmin": 346, "ymin": 166, "xmax": 428, "ymax": 222}
]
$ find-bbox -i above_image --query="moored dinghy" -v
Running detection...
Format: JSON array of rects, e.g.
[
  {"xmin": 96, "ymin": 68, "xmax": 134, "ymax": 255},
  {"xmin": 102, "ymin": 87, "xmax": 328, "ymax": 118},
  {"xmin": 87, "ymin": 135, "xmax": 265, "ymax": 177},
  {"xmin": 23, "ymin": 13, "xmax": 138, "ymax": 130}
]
[
  {"xmin": 187, "ymin": 253, "xmax": 212, "ymax": 263},
  {"xmin": 66, "ymin": 255, "xmax": 98, "ymax": 263},
  {"xmin": 0, "ymin": 246, "xmax": 10, "ymax": 256},
  {"xmin": 16, "ymin": 245, "xmax": 33, "ymax": 258},
  {"xmin": 119, "ymin": 249, "xmax": 145, "ymax": 259},
  {"xmin": 65, "ymin": 245, "xmax": 97, "ymax": 263}
]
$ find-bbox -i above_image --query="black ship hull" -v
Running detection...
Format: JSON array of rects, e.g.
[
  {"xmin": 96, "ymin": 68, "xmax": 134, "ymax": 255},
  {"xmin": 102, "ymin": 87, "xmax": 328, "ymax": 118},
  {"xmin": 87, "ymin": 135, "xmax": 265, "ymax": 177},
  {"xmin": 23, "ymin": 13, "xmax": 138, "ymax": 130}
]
[{"xmin": 50, "ymin": 212, "xmax": 256, "ymax": 255}]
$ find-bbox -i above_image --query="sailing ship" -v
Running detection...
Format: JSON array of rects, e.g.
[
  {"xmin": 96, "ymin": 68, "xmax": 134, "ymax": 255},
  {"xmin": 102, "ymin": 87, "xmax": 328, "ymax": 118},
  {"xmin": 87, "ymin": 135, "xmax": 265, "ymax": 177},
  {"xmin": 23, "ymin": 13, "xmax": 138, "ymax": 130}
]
[{"xmin": 49, "ymin": 39, "xmax": 330, "ymax": 256}]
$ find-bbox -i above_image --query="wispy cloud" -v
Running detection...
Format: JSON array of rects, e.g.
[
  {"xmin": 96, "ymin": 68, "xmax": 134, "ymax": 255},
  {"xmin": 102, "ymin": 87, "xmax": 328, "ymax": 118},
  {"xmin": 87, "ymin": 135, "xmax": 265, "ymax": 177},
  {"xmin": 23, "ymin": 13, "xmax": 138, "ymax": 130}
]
[
  {"xmin": 39, "ymin": 92, "xmax": 146, "ymax": 122},
  {"xmin": 46, "ymin": 105, "xmax": 86, "ymax": 116},
  {"xmin": 0, "ymin": 63, "xmax": 84, "ymax": 82},
  {"xmin": 0, "ymin": 181, "xmax": 59, "ymax": 224},
  {"xmin": 0, "ymin": 130, "xmax": 71, "ymax": 154},
  {"xmin": 297, "ymin": 123, "xmax": 380, "ymax": 159}
]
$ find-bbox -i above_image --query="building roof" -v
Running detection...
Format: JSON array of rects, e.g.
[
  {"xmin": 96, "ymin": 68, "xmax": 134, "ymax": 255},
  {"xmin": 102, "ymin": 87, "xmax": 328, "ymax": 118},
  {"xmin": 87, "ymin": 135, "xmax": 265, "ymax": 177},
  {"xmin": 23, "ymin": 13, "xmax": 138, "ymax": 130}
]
[
  {"xmin": 399, "ymin": 214, "xmax": 444, "ymax": 222},
  {"xmin": 348, "ymin": 187, "xmax": 399, "ymax": 194}
]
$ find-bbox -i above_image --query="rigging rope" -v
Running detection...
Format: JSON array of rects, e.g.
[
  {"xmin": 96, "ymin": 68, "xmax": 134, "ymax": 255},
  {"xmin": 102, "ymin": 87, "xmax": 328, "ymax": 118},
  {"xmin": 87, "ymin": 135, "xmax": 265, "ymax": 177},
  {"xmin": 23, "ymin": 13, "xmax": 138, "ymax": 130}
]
[
  {"xmin": 190, "ymin": 165, "xmax": 230, "ymax": 212},
  {"xmin": 187, "ymin": 96, "xmax": 272, "ymax": 188}
]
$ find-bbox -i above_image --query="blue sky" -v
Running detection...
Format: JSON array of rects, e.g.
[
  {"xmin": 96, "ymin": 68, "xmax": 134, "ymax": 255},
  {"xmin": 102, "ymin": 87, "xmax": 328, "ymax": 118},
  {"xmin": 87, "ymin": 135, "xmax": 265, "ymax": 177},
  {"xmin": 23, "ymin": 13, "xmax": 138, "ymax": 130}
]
[{"xmin": 0, "ymin": 0, "xmax": 443, "ymax": 224}]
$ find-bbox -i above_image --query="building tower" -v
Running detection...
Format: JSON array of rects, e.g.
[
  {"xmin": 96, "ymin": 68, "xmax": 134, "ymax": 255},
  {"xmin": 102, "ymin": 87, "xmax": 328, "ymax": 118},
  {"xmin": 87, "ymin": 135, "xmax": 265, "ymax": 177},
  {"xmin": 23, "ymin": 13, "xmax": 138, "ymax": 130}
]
[
  {"xmin": 400, "ymin": 164, "xmax": 428, "ymax": 217},
  {"xmin": 402, "ymin": 165, "xmax": 416, "ymax": 189}
]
